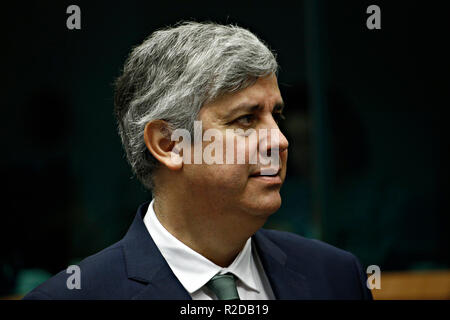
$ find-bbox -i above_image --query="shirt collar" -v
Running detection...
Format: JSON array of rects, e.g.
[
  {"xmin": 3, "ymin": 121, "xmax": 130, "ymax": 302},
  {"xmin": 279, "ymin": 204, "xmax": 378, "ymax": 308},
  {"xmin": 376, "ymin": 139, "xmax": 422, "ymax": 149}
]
[{"xmin": 143, "ymin": 199, "xmax": 260, "ymax": 294}]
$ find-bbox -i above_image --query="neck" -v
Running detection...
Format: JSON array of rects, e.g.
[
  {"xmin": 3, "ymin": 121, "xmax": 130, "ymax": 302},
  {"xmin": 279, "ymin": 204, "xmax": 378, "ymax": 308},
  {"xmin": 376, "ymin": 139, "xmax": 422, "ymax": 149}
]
[{"xmin": 152, "ymin": 190, "xmax": 266, "ymax": 267}]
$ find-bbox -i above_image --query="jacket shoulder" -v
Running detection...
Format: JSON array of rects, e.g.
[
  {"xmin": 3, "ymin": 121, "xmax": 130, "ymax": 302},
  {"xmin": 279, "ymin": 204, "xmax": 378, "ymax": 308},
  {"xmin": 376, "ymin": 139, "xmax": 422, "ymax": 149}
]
[
  {"xmin": 22, "ymin": 240, "xmax": 145, "ymax": 300},
  {"xmin": 259, "ymin": 228, "xmax": 354, "ymax": 262},
  {"xmin": 258, "ymin": 228, "xmax": 373, "ymax": 299}
]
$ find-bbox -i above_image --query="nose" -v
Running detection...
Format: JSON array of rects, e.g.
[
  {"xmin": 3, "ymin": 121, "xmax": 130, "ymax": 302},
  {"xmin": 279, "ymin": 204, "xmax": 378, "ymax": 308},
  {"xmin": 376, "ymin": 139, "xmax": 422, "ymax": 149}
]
[
  {"xmin": 259, "ymin": 116, "xmax": 289, "ymax": 157},
  {"xmin": 277, "ymin": 127, "xmax": 289, "ymax": 154}
]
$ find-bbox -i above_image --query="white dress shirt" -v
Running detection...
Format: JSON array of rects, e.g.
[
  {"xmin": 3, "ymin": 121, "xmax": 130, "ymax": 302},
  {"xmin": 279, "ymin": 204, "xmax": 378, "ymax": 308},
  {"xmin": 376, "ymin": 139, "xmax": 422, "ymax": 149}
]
[{"xmin": 143, "ymin": 199, "xmax": 275, "ymax": 300}]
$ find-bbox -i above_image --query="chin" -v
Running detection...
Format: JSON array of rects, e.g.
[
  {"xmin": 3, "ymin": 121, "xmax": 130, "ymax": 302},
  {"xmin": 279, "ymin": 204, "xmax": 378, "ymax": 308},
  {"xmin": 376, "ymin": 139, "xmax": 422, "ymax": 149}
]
[{"xmin": 245, "ymin": 192, "xmax": 282, "ymax": 217}]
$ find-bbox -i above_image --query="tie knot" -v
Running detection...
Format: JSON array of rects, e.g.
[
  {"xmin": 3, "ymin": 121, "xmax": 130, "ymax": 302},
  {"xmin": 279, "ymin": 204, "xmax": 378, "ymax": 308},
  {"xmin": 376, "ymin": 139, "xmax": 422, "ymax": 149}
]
[{"xmin": 206, "ymin": 272, "xmax": 240, "ymax": 300}]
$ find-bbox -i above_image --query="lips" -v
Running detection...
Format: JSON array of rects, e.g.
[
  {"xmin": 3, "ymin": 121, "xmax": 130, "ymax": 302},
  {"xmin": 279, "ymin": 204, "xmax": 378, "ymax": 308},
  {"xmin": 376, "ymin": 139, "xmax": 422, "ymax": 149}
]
[
  {"xmin": 249, "ymin": 167, "xmax": 281, "ymax": 177},
  {"xmin": 249, "ymin": 169, "xmax": 282, "ymax": 185}
]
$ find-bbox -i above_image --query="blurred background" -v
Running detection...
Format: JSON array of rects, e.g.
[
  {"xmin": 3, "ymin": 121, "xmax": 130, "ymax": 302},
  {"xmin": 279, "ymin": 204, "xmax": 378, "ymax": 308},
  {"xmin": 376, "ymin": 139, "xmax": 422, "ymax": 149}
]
[{"xmin": 1, "ymin": 0, "xmax": 449, "ymax": 299}]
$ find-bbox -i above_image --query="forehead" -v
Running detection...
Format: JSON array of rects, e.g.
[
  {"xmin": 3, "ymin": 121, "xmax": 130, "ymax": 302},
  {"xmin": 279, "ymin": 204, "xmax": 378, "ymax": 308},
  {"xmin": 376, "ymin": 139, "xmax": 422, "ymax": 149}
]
[{"xmin": 199, "ymin": 74, "xmax": 282, "ymax": 119}]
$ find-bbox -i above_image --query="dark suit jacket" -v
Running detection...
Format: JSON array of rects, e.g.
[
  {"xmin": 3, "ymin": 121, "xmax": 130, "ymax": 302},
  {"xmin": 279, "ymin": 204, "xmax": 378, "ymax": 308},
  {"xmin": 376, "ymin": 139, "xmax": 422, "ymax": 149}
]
[{"xmin": 23, "ymin": 202, "xmax": 373, "ymax": 300}]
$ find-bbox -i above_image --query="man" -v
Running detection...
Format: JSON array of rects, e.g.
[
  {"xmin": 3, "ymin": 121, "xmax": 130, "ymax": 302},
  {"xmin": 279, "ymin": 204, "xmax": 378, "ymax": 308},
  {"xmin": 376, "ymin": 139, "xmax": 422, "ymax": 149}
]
[{"xmin": 23, "ymin": 21, "xmax": 372, "ymax": 300}]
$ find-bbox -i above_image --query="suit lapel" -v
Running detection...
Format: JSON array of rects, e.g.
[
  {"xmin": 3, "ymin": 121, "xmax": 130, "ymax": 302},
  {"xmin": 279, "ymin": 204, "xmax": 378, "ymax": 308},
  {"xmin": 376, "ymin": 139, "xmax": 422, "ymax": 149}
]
[
  {"xmin": 132, "ymin": 265, "xmax": 192, "ymax": 300},
  {"xmin": 122, "ymin": 202, "xmax": 191, "ymax": 300},
  {"xmin": 253, "ymin": 230, "xmax": 311, "ymax": 299}
]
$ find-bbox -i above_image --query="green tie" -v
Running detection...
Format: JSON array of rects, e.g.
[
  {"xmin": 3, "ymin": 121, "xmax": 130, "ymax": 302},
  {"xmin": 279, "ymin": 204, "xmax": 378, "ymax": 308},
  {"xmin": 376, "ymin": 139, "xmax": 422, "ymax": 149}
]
[{"xmin": 206, "ymin": 273, "xmax": 241, "ymax": 300}]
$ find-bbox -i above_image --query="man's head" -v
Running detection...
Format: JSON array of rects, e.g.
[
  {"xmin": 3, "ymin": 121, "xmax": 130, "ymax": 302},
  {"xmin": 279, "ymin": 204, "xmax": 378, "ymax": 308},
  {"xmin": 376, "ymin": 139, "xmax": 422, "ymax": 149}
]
[{"xmin": 114, "ymin": 21, "xmax": 288, "ymax": 218}]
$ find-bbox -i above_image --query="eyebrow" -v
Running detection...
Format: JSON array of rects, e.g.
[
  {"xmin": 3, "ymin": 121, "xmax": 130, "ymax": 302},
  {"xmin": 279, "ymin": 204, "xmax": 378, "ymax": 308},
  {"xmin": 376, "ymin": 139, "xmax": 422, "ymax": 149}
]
[{"xmin": 226, "ymin": 101, "xmax": 285, "ymax": 119}]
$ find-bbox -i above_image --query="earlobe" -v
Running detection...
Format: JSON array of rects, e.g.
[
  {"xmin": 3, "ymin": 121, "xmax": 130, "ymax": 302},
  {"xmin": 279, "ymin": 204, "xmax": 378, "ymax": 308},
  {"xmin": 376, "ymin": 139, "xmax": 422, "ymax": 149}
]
[{"xmin": 144, "ymin": 120, "xmax": 183, "ymax": 171}]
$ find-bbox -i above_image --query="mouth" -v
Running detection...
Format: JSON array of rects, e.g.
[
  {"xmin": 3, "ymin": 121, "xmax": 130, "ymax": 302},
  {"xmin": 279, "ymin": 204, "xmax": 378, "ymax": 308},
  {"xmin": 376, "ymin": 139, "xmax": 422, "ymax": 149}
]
[
  {"xmin": 249, "ymin": 168, "xmax": 282, "ymax": 184},
  {"xmin": 250, "ymin": 167, "xmax": 281, "ymax": 177}
]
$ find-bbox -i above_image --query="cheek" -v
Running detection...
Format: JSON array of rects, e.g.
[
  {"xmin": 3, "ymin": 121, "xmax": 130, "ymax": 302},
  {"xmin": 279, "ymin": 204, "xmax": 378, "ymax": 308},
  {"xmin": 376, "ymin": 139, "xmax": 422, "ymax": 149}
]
[
  {"xmin": 233, "ymin": 134, "xmax": 258, "ymax": 165},
  {"xmin": 185, "ymin": 163, "xmax": 249, "ymax": 191}
]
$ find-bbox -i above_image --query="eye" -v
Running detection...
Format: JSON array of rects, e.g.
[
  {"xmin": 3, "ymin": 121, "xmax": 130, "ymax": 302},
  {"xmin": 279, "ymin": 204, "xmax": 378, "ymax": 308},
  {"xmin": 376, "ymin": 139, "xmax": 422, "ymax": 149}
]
[
  {"xmin": 273, "ymin": 112, "xmax": 285, "ymax": 124},
  {"xmin": 234, "ymin": 114, "xmax": 255, "ymax": 126}
]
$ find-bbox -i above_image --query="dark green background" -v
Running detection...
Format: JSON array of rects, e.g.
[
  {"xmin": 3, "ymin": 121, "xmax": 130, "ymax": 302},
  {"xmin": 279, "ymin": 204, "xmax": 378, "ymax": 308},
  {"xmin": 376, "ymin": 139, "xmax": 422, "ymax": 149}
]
[{"xmin": 1, "ymin": 0, "xmax": 449, "ymax": 296}]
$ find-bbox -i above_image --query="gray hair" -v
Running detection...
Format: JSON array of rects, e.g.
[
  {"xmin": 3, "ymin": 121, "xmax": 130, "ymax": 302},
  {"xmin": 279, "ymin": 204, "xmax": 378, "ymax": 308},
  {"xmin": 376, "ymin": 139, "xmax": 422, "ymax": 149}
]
[{"xmin": 114, "ymin": 21, "xmax": 278, "ymax": 191}]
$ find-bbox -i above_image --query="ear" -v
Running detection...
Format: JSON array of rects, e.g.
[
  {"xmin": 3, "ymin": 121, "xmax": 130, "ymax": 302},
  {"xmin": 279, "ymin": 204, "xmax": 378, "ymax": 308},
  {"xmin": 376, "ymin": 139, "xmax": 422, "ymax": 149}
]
[{"xmin": 144, "ymin": 120, "xmax": 183, "ymax": 171}]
